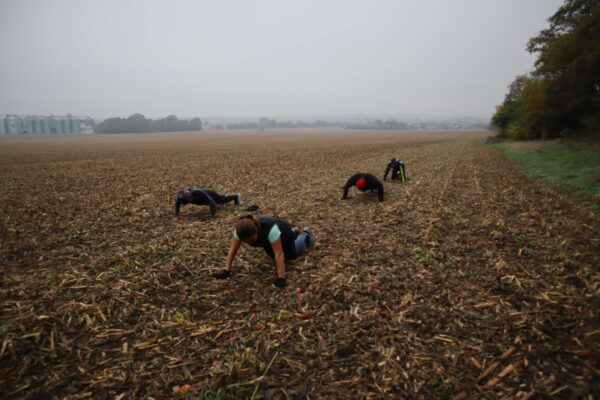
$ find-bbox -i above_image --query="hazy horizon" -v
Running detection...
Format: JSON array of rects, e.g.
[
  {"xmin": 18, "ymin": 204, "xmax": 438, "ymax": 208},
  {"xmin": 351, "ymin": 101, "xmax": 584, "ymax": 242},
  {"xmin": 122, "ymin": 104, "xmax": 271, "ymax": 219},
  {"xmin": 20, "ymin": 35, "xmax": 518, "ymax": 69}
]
[{"xmin": 1, "ymin": 0, "xmax": 563, "ymax": 120}]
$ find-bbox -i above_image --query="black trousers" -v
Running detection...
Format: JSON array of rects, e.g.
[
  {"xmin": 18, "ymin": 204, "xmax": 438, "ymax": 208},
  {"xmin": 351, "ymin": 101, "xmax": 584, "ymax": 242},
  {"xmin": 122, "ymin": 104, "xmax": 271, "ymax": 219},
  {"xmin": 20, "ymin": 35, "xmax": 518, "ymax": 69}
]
[{"xmin": 203, "ymin": 190, "xmax": 237, "ymax": 204}]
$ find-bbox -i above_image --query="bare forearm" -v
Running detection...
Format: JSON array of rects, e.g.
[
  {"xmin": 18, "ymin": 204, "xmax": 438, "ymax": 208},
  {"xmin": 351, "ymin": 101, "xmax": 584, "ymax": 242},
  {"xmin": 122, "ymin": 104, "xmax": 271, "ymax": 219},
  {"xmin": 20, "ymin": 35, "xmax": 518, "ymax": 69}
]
[
  {"xmin": 225, "ymin": 240, "xmax": 240, "ymax": 270},
  {"xmin": 275, "ymin": 253, "xmax": 286, "ymax": 278},
  {"xmin": 225, "ymin": 253, "xmax": 234, "ymax": 270}
]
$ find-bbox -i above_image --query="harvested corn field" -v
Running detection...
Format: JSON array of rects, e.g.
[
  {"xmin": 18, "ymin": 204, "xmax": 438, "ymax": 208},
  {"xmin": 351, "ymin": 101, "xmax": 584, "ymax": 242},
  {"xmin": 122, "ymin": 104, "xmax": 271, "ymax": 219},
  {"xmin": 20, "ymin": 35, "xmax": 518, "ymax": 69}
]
[{"xmin": 0, "ymin": 130, "xmax": 598, "ymax": 399}]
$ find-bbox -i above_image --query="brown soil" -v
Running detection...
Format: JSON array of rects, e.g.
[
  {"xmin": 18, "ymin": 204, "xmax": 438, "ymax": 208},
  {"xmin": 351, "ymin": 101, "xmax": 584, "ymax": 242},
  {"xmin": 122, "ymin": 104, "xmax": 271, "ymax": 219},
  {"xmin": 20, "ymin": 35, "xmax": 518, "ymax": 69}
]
[{"xmin": 0, "ymin": 130, "xmax": 598, "ymax": 399}]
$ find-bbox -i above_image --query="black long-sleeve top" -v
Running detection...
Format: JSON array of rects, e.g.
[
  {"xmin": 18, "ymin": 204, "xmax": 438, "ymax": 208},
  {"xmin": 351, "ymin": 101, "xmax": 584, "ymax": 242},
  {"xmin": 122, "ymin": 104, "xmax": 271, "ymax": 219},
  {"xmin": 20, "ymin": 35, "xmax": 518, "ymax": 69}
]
[
  {"xmin": 174, "ymin": 188, "xmax": 217, "ymax": 216},
  {"xmin": 342, "ymin": 172, "xmax": 384, "ymax": 202},
  {"xmin": 384, "ymin": 159, "xmax": 405, "ymax": 180}
]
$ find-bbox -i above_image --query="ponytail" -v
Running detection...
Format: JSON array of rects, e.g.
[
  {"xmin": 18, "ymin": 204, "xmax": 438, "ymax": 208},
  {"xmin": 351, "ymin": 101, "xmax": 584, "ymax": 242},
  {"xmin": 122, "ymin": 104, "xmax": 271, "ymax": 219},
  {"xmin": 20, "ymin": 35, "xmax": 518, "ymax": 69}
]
[{"xmin": 235, "ymin": 214, "xmax": 259, "ymax": 240}]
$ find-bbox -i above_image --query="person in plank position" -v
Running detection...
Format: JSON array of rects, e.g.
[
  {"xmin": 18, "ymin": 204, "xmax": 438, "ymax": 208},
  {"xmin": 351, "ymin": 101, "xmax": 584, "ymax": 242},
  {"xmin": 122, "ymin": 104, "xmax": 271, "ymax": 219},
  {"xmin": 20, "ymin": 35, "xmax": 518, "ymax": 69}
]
[
  {"xmin": 213, "ymin": 215, "xmax": 314, "ymax": 288},
  {"xmin": 342, "ymin": 172, "xmax": 384, "ymax": 202},
  {"xmin": 384, "ymin": 157, "xmax": 406, "ymax": 182},
  {"xmin": 174, "ymin": 188, "xmax": 240, "ymax": 217}
]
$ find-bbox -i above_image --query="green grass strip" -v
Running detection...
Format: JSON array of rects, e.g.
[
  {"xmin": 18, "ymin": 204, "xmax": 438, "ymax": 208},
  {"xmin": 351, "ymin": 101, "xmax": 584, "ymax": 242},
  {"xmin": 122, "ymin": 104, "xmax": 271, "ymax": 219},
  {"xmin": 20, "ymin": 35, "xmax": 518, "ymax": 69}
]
[{"xmin": 492, "ymin": 141, "xmax": 600, "ymax": 198}]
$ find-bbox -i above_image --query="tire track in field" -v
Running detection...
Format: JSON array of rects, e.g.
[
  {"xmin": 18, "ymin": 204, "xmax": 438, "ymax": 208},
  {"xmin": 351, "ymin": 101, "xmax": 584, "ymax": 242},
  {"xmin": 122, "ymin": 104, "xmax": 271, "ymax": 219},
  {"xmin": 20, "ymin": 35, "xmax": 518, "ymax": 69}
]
[{"xmin": 418, "ymin": 142, "xmax": 466, "ymax": 241}]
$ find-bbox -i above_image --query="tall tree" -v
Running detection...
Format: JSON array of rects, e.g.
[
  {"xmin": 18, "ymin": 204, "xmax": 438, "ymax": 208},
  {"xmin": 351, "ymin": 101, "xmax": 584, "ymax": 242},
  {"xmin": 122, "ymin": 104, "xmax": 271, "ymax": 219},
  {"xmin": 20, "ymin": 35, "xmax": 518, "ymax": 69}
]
[
  {"xmin": 492, "ymin": 0, "xmax": 600, "ymax": 139},
  {"xmin": 528, "ymin": 0, "xmax": 600, "ymax": 137},
  {"xmin": 491, "ymin": 75, "xmax": 529, "ymax": 137}
]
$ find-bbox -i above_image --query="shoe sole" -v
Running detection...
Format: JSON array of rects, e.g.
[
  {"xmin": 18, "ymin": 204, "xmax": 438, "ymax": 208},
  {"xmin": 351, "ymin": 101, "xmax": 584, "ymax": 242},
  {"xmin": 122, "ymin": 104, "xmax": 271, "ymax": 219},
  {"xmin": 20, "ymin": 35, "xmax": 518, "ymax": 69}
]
[{"xmin": 303, "ymin": 229, "xmax": 314, "ymax": 248}]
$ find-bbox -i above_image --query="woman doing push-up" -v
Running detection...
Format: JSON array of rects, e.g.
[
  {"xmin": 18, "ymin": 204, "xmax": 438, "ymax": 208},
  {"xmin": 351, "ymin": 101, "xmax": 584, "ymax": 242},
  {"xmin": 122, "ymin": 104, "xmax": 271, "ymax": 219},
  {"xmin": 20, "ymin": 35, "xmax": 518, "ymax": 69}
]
[
  {"xmin": 174, "ymin": 188, "xmax": 240, "ymax": 217},
  {"xmin": 213, "ymin": 215, "xmax": 314, "ymax": 288}
]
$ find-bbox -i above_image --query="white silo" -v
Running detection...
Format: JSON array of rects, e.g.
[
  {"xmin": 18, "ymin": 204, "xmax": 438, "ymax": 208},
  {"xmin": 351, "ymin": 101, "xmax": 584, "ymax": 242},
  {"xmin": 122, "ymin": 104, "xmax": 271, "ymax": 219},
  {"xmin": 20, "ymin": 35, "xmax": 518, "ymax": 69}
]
[
  {"xmin": 6, "ymin": 117, "xmax": 18, "ymax": 134},
  {"xmin": 25, "ymin": 118, "xmax": 34, "ymax": 133},
  {"xmin": 64, "ymin": 115, "xmax": 73, "ymax": 133},
  {"xmin": 49, "ymin": 117, "xmax": 58, "ymax": 133},
  {"xmin": 71, "ymin": 117, "xmax": 81, "ymax": 134},
  {"xmin": 41, "ymin": 117, "xmax": 50, "ymax": 133},
  {"xmin": 61, "ymin": 117, "xmax": 67, "ymax": 134},
  {"xmin": 17, "ymin": 117, "xmax": 27, "ymax": 134},
  {"xmin": 53, "ymin": 117, "xmax": 62, "ymax": 133},
  {"xmin": 34, "ymin": 117, "xmax": 43, "ymax": 134},
  {"xmin": 56, "ymin": 118, "xmax": 64, "ymax": 133}
]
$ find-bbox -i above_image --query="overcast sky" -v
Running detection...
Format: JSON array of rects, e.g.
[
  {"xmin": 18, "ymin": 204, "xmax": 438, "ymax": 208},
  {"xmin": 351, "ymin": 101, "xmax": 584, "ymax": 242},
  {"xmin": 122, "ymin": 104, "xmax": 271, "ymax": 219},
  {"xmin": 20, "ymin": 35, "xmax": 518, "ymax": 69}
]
[{"xmin": 0, "ymin": 0, "xmax": 563, "ymax": 120}]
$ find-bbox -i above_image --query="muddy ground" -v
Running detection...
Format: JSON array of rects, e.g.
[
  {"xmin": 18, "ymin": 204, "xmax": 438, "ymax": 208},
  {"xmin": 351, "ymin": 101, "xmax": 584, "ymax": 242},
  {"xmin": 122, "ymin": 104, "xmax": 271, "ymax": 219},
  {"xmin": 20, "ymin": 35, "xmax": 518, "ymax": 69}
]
[{"xmin": 0, "ymin": 130, "xmax": 598, "ymax": 399}]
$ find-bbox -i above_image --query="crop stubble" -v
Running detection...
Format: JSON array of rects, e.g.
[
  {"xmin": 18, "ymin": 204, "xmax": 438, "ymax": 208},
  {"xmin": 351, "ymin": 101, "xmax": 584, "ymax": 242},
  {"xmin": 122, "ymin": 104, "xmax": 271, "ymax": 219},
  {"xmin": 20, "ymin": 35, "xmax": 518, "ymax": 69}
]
[{"xmin": 0, "ymin": 130, "xmax": 598, "ymax": 399}]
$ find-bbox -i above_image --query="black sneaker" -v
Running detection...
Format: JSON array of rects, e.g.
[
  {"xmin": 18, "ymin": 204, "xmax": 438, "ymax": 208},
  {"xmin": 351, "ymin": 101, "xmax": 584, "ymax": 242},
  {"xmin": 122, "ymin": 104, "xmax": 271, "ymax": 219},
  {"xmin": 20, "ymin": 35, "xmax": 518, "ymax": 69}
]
[{"xmin": 303, "ymin": 228, "xmax": 314, "ymax": 249}]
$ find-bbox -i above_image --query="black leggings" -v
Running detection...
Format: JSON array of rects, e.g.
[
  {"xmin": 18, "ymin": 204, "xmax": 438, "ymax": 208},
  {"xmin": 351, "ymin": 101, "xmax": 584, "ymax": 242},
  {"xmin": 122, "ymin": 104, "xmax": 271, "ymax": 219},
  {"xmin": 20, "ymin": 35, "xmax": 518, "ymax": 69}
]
[{"xmin": 204, "ymin": 190, "xmax": 237, "ymax": 204}]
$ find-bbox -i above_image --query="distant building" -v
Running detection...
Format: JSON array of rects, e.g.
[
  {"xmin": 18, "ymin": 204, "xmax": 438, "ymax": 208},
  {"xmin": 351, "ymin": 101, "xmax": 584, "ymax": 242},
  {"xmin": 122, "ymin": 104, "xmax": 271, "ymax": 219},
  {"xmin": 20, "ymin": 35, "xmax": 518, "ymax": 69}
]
[
  {"xmin": 5, "ymin": 116, "xmax": 20, "ymax": 134},
  {"xmin": 0, "ymin": 115, "xmax": 95, "ymax": 134}
]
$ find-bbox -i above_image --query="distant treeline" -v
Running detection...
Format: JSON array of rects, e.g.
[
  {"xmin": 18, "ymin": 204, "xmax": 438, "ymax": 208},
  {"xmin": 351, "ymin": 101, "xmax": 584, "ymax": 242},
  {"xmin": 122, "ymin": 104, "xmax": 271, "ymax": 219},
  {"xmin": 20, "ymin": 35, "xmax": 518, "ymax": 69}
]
[
  {"xmin": 95, "ymin": 114, "xmax": 202, "ymax": 133},
  {"xmin": 217, "ymin": 118, "xmax": 337, "ymax": 130},
  {"xmin": 218, "ymin": 118, "xmax": 413, "ymax": 131},
  {"xmin": 346, "ymin": 120, "xmax": 409, "ymax": 130},
  {"xmin": 491, "ymin": 0, "xmax": 599, "ymax": 140},
  {"xmin": 211, "ymin": 118, "xmax": 483, "ymax": 131}
]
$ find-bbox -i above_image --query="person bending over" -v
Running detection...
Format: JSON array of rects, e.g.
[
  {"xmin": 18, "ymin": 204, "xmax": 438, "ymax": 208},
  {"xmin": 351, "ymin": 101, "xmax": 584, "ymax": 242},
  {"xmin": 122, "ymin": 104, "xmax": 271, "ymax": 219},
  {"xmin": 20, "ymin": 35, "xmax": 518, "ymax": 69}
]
[
  {"xmin": 174, "ymin": 188, "xmax": 240, "ymax": 217},
  {"xmin": 342, "ymin": 172, "xmax": 384, "ymax": 202},
  {"xmin": 213, "ymin": 215, "xmax": 314, "ymax": 288},
  {"xmin": 384, "ymin": 157, "xmax": 406, "ymax": 182}
]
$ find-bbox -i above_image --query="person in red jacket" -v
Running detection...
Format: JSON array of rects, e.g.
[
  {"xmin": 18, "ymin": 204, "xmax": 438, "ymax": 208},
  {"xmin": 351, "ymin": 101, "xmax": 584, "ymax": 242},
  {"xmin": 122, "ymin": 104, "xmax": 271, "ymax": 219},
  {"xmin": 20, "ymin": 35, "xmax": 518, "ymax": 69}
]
[{"xmin": 342, "ymin": 172, "xmax": 384, "ymax": 202}]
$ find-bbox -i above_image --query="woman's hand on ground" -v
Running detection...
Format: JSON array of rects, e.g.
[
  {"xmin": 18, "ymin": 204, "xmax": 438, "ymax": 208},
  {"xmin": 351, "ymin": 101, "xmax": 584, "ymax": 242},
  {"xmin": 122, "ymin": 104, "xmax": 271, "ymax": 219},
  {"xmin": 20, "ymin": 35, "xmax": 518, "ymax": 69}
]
[
  {"xmin": 213, "ymin": 269, "xmax": 231, "ymax": 279},
  {"xmin": 273, "ymin": 277, "xmax": 287, "ymax": 288}
]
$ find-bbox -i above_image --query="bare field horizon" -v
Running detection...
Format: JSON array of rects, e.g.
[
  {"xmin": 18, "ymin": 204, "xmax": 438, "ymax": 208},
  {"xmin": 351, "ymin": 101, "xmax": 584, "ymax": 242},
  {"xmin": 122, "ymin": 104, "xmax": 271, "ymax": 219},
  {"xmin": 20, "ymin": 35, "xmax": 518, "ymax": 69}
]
[
  {"xmin": 0, "ymin": 130, "xmax": 489, "ymax": 161},
  {"xmin": 0, "ymin": 128, "xmax": 488, "ymax": 146},
  {"xmin": 1, "ymin": 130, "xmax": 598, "ymax": 399}
]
